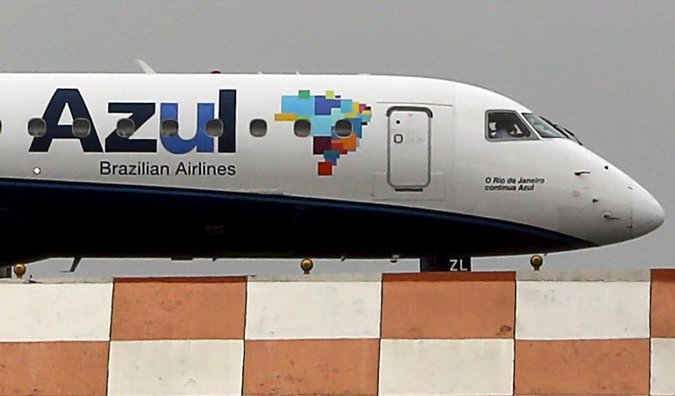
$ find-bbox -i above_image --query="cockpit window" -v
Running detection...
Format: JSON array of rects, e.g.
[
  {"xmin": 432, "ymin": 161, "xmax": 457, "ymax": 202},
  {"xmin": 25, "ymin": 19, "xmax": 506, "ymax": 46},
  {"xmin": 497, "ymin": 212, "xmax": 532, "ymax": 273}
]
[
  {"xmin": 522, "ymin": 113, "xmax": 568, "ymax": 139},
  {"xmin": 540, "ymin": 115, "xmax": 583, "ymax": 145},
  {"xmin": 486, "ymin": 111, "xmax": 533, "ymax": 141}
]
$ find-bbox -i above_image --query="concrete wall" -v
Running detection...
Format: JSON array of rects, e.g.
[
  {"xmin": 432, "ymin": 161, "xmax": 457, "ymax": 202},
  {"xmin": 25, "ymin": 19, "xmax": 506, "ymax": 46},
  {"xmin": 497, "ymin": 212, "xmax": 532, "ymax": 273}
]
[{"xmin": 0, "ymin": 269, "xmax": 673, "ymax": 395}]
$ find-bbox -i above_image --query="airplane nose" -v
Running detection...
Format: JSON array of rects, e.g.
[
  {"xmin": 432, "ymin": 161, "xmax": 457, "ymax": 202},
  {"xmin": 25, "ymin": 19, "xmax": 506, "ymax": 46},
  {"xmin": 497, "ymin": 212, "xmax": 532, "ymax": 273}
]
[{"xmin": 631, "ymin": 186, "xmax": 665, "ymax": 238}]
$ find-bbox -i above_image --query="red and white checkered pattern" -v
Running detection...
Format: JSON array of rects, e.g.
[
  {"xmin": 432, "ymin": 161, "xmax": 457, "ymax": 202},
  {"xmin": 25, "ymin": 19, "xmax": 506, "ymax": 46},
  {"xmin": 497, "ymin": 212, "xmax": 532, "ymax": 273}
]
[{"xmin": 0, "ymin": 269, "xmax": 673, "ymax": 395}]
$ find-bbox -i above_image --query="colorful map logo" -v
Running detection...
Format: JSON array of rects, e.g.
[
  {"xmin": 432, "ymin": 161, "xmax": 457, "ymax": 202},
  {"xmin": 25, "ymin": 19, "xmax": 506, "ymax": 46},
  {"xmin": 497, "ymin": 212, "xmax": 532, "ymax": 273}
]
[{"xmin": 275, "ymin": 90, "xmax": 372, "ymax": 176}]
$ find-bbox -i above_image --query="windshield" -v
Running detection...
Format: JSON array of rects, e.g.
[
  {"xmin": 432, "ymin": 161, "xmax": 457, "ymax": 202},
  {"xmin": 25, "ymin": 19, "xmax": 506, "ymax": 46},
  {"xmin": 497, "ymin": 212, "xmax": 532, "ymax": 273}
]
[
  {"xmin": 540, "ymin": 116, "xmax": 582, "ymax": 145},
  {"xmin": 522, "ymin": 113, "xmax": 568, "ymax": 139}
]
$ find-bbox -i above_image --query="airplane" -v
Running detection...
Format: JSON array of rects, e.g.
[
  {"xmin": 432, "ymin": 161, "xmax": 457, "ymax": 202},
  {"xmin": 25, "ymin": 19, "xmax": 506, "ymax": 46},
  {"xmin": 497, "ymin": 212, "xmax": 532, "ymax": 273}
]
[{"xmin": 0, "ymin": 72, "xmax": 665, "ymax": 277}]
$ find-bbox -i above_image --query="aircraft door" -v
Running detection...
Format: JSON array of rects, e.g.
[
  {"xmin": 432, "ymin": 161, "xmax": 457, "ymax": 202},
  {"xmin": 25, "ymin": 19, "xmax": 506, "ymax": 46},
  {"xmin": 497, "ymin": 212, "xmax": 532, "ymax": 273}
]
[{"xmin": 387, "ymin": 107, "xmax": 432, "ymax": 189}]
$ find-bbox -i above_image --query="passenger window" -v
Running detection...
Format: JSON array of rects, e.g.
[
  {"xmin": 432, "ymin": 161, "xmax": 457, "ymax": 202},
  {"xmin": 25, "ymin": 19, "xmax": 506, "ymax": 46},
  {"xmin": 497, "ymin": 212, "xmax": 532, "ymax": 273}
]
[
  {"xmin": 294, "ymin": 119, "xmax": 311, "ymax": 137},
  {"xmin": 249, "ymin": 119, "xmax": 267, "ymax": 137},
  {"xmin": 206, "ymin": 119, "xmax": 224, "ymax": 137},
  {"xmin": 161, "ymin": 119, "xmax": 179, "ymax": 137},
  {"xmin": 72, "ymin": 118, "xmax": 91, "ymax": 138},
  {"xmin": 486, "ymin": 111, "xmax": 533, "ymax": 141},
  {"xmin": 116, "ymin": 118, "xmax": 136, "ymax": 138},
  {"xmin": 335, "ymin": 119, "xmax": 352, "ymax": 137},
  {"xmin": 0, "ymin": 120, "xmax": 2, "ymax": 134},
  {"xmin": 28, "ymin": 118, "xmax": 47, "ymax": 137}
]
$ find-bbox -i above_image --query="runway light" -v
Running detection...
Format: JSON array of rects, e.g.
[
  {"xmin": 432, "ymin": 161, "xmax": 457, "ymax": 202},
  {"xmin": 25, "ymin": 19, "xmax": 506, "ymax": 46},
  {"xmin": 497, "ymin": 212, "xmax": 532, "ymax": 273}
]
[
  {"xmin": 13, "ymin": 264, "xmax": 26, "ymax": 279},
  {"xmin": 300, "ymin": 258, "xmax": 314, "ymax": 275},
  {"xmin": 530, "ymin": 255, "xmax": 544, "ymax": 271}
]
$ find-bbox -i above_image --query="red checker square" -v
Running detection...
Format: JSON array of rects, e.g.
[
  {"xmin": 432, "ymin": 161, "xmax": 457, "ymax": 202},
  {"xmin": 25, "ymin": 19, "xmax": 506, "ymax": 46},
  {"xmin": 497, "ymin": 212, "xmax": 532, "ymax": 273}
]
[
  {"xmin": 331, "ymin": 141, "xmax": 348, "ymax": 154},
  {"xmin": 318, "ymin": 162, "xmax": 333, "ymax": 176},
  {"xmin": 313, "ymin": 137, "xmax": 332, "ymax": 155}
]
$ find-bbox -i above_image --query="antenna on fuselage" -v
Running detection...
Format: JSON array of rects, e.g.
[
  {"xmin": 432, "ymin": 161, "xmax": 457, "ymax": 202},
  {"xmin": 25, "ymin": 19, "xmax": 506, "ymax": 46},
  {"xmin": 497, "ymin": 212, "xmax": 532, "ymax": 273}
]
[
  {"xmin": 135, "ymin": 59, "xmax": 157, "ymax": 74},
  {"xmin": 60, "ymin": 257, "xmax": 82, "ymax": 273}
]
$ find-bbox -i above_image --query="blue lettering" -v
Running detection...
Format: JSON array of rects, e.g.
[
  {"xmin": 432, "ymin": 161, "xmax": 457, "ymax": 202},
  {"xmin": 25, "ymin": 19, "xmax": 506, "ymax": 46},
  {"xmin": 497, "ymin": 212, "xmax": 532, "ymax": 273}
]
[
  {"xmin": 105, "ymin": 102, "xmax": 156, "ymax": 153},
  {"xmin": 30, "ymin": 89, "xmax": 237, "ymax": 154},
  {"xmin": 159, "ymin": 103, "xmax": 215, "ymax": 154},
  {"xmin": 217, "ymin": 89, "xmax": 236, "ymax": 153},
  {"xmin": 29, "ymin": 89, "xmax": 103, "ymax": 153}
]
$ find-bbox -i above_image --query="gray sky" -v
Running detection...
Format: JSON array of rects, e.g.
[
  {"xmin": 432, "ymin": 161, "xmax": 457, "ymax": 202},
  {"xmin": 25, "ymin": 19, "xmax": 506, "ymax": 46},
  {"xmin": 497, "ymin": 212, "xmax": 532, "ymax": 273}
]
[{"xmin": 0, "ymin": 1, "xmax": 672, "ymax": 277}]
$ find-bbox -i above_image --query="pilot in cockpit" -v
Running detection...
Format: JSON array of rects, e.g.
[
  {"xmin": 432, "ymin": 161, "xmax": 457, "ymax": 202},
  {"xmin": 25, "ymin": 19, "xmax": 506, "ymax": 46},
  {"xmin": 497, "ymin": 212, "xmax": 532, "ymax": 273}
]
[
  {"xmin": 492, "ymin": 118, "xmax": 515, "ymax": 139},
  {"xmin": 488, "ymin": 112, "xmax": 531, "ymax": 140}
]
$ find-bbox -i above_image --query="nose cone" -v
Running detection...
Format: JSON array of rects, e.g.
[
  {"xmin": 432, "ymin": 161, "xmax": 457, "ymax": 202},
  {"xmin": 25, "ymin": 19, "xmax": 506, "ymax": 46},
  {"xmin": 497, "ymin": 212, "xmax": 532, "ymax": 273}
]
[{"xmin": 632, "ymin": 186, "xmax": 665, "ymax": 238}]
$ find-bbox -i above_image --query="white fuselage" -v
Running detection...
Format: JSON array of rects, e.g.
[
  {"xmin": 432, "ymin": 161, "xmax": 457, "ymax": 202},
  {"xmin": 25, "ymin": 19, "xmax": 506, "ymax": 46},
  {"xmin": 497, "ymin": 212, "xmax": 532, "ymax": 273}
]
[{"xmin": 0, "ymin": 73, "xmax": 664, "ymax": 263}]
